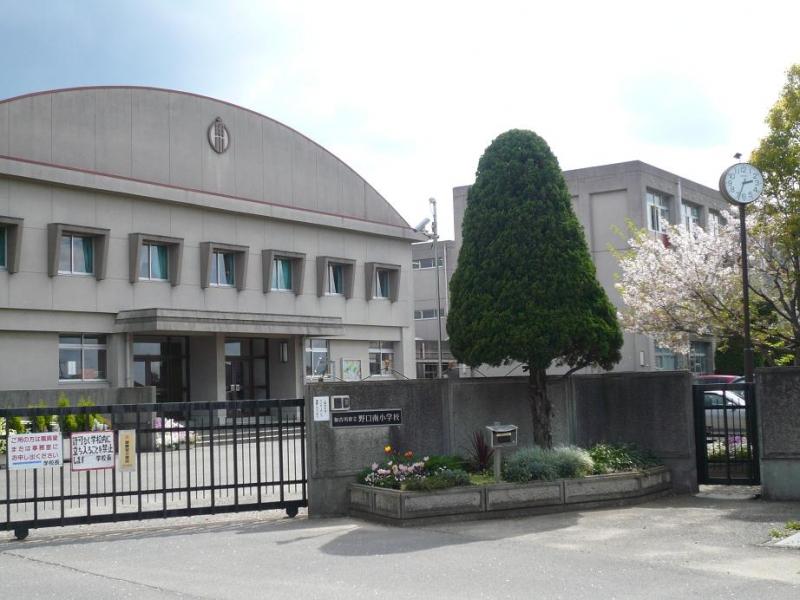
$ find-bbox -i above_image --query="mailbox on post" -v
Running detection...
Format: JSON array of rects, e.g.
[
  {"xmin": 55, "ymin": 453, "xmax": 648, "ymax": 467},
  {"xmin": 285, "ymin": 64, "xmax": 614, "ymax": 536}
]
[
  {"xmin": 485, "ymin": 423, "xmax": 518, "ymax": 482},
  {"xmin": 486, "ymin": 423, "xmax": 518, "ymax": 448}
]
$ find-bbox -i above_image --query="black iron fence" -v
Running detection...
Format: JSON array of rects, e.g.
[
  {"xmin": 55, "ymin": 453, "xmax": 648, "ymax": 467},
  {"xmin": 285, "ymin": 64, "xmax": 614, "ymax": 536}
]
[
  {"xmin": 693, "ymin": 382, "xmax": 760, "ymax": 485},
  {"xmin": 0, "ymin": 399, "xmax": 306, "ymax": 539}
]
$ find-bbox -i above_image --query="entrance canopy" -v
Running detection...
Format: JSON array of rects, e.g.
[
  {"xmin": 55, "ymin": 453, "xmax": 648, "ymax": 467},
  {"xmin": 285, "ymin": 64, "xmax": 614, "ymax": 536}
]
[{"xmin": 115, "ymin": 308, "xmax": 344, "ymax": 336}]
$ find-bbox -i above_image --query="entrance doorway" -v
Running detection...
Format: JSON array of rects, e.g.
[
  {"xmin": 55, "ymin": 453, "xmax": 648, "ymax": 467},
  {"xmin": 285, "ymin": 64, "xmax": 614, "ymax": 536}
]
[
  {"xmin": 225, "ymin": 338, "xmax": 269, "ymax": 400},
  {"xmin": 133, "ymin": 336, "xmax": 190, "ymax": 404}
]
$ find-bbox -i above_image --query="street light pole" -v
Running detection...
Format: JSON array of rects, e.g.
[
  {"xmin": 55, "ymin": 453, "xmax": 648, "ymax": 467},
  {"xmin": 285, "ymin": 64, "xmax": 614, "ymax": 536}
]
[{"xmin": 430, "ymin": 197, "xmax": 444, "ymax": 379}]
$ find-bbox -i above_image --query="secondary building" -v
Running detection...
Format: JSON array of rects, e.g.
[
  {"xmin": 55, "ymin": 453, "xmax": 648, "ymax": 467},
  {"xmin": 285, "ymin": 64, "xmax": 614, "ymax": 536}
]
[
  {"xmin": 0, "ymin": 86, "xmax": 420, "ymax": 403},
  {"xmin": 414, "ymin": 160, "xmax": 727, "ymax": 377}
]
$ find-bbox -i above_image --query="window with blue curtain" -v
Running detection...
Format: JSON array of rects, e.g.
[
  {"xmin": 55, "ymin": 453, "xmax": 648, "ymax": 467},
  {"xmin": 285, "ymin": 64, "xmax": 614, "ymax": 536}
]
[
  {"xmin": 271, "ymin": 257, "xmax": 293, "ymax": 290},
  {"xmin": 58, "ymin": 234, "xmax": 94, "ymax": 274},
  {"xmin": 139, "ymin": 244, "xmax": 169, "ymax": 280},
  {"xmin": 328, "ymin": 264, "xmax": 344, "ymax": 294},
  {"xmin": 0, "ymin": 226, "xmax": 5, "ymax": 268},
  {"xmin": 375, "ymin": 269, "xmax": 390, "ymax": 298},
  {"xmin": 211, "ymin": 251, "xmax": 235, "ymax": 286}
]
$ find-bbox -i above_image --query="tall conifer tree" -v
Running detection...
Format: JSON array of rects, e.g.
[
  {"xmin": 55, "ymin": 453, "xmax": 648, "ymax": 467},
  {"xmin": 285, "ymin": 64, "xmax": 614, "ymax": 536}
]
[{"xmin": 448, "ymin": 129, "xmax": 622, "ymax": 447}]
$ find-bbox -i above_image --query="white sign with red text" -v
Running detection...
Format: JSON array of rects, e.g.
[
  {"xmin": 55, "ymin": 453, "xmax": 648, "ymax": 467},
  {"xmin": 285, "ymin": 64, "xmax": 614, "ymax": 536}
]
[{"xmin": 8, "ymin": 432, "xmax": 63, "ymax": 470}]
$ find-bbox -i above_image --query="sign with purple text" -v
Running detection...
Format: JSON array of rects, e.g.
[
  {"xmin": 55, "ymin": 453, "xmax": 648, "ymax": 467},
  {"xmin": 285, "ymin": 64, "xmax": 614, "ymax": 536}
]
[
  {"xmin": 8, "ymin": 432, "xmax": 63, "ymax": 470},
  {"xmin": 71, "ymin": 431, "xmax": 115, "ymax": 471}
]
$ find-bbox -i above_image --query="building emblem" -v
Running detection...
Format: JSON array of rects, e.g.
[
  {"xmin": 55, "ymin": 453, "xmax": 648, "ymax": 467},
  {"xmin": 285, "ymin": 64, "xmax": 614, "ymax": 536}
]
[{"xmin": 207, "ymin": 117, "xmax": 230, "ymax": 154}]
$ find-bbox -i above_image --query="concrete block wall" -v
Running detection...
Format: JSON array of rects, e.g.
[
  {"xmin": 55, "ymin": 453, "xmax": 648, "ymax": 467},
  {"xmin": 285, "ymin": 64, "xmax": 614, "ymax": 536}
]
[
  {"xmin": 756, "ymin": 366, "xmax": 800, "ymax": 500},
  {"xmin": 305, "ymin": 370, "xmax": 695, "ymax": 516}
]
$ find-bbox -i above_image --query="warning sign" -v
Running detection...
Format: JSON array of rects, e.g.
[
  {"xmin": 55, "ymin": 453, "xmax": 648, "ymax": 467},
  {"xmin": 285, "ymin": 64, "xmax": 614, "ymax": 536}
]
[
  {"xmin": 71, "ymin": 431, "xmax": 115, "ymax": 471},
  {"xmin": 8, "ymin": 432, "xmax": 63, "ymax": 470}
]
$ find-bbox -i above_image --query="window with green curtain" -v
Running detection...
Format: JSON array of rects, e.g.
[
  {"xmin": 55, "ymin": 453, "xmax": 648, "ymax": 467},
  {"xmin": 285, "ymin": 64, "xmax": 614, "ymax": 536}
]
[
  {"xmin": 376, "ymin": 269, "xmax": 390, "ymax": 298},
  {"xmin": 0, "ymin": 226, "xmax": 5, "ymax": 268},
  {"xmin": 80, "ymin": 236, "xmax": 94, "ymax": 273},
  {"xmin": 151, "ymin": 245, "xmax": 168, "ymax": 280},
  {"xmin": 329, "ymin": 264, "xmax": 344, "ymax": 294},
  {"xmin": 272, "ymin": 257, "xmax": 292, "ymax": 290}
]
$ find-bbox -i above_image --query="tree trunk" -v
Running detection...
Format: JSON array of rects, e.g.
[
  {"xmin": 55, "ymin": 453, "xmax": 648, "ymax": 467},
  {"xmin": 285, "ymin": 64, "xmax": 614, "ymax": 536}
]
[{"xmin": 528, "ymin": 367, "xmax": 552, "ymax": 448}]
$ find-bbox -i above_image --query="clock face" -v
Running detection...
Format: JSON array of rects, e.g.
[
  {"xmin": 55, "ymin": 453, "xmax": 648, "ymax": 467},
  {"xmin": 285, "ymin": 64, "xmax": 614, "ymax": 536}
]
[{"xmin": 721, "ymin": 163, "xmax": 764, "ymax": 205}]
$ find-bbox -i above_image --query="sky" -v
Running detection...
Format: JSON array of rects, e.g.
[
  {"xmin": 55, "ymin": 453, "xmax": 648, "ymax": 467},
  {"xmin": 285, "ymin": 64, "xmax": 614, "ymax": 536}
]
[{"xmin": 1, "ymin": 1, "xmax": 798, "ymax": 239}]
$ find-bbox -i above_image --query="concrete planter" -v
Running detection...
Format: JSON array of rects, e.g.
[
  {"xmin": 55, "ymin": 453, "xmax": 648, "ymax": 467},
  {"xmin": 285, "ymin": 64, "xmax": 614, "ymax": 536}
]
[{"xmin": 350, "ymin": 466, "xmax": 671, "ymax": 525}]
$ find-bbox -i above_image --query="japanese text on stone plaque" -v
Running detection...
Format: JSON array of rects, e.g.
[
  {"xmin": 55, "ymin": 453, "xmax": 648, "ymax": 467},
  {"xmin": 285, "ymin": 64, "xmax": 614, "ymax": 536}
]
[
  {"xmin": 71, "ymin": 431, "xmax": 115, "ymax": 471},
  {"xmin": 331, "ymin": 409, "xmax": 402, "ymax": 428},
  {"xmin": 8, "ymin": 432, "xmax": 63, "ymax": 470}
]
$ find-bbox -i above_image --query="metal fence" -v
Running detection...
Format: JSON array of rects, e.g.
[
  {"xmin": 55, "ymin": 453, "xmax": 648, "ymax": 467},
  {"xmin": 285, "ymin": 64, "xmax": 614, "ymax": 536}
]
[
  {"xmin": 693, "ymin": 382, "xmax": 760, "ymax": 485},
  {"xmin": 1, "ymin": 399, "xmax": 306, "ymax": 539}
]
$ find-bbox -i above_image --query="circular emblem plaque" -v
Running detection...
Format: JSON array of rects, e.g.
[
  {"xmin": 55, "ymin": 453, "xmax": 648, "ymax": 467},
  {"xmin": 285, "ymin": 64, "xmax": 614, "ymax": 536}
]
[{"xmin": 207, "ymin": 117, "xmax": 230, "ymax": 154}]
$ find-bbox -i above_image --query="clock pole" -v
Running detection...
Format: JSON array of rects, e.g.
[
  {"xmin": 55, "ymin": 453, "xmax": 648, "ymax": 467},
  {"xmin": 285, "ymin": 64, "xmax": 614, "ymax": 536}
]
[{"xmin": 738, "ymin": 203, "xmax": 754, "ymax": 383}]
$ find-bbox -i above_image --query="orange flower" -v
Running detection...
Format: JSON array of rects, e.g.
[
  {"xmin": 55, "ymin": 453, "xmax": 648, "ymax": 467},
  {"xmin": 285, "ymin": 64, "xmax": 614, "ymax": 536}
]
[
  {"xmin": 383, "ymin": 445, "xmax": 392, "ymax": 454},
  {"xmin": 404, "ymin": 450, "xmax": 413, "ymax": 459}
]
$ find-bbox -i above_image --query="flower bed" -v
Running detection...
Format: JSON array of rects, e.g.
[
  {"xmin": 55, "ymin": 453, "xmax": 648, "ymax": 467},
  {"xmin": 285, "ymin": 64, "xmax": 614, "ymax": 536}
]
[{"xmin": 350, "ymin": 466, "xmax": 671, "ymax": 524}]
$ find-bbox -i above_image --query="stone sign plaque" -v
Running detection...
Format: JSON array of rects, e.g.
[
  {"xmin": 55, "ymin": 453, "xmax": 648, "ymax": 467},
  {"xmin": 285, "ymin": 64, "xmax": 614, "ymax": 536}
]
[{"xmin": 331, "ymin": 409, "xmax": 402, "ymax": 428}]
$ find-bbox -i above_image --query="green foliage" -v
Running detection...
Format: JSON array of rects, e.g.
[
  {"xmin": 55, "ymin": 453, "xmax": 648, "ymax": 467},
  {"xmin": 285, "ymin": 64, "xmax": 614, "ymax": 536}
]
[
  {"xmin": 27, "ymin": 400, "xmax": 55, "ymax": 433},
  {"xmin": 404, "ymin": 469, "xmax": 471, "ymax": 491},
  {"xmin": 502, "ymin": 446, "xmax": 594, "ymax": 483},
  {"xmin": 588, "ymin": 443, "xmax": 660, "ymax": 474},
  {"xmin": 466, "ymin": 430, "xmax": 494, "ymax": 472},
  {"xmin": 7, "ymin": 415, "xmax": 26, "ymax": 434},
  {"xmin": 787, "ymin": 520, "xmax": 800, "ymax": 531},
  {"xmin": 56, "ymin": 395, "xmax": 78, "ymax": 433},
  {"xmin": 76, "ymin": 398, "xmax": 99, "ymax": 432},
  {"xmin": 447, "ymin": 129, "xmax": 622, "ymax": 373},
  {"xmin": 424, "ymin": 455, "xmax": 466, "ymax": 472}
]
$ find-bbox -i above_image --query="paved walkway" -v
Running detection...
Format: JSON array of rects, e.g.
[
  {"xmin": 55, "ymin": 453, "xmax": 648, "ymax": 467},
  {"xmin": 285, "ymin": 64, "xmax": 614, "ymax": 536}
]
[{"xmin": 0, "ymin": 486, "xmax": 798, "ymax": 599}]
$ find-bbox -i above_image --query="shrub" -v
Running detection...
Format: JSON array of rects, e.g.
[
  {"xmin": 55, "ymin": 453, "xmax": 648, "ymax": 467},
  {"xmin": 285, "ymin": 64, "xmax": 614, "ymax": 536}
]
[
  {"xmin": 7, "ymin": 415, "xmax": 26, "ymax": 435},
  {"xmin": 466, "ymin": 430, "xmax": 494, "ymax": 472},
  {"xmin": 588, "ymin": 443, "xmax": 660, "ymax": 474},
  {"xmin": 404, "ymin": 468, "xmax": 470, "ymax": 491},
  {"xmin": 425, "ymin": 454, "xmax": 466, "ymax": 472},
  {"xmin": 28, "ymin": 400, "xmax": 55, "ymax": 433},
  {"xmin": 502, "ymin": 446, "xmax": 594, "ymax": 483}
]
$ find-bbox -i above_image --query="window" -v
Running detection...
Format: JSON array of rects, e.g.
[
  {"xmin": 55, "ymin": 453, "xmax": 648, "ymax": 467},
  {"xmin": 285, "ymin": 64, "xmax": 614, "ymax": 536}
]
[
  {"xmin": 369, "ymin": 341, "xmax": 394, "ymax": 376},
  {"xmin": 708, "ymin": 211, "xmax": 725, "ymax": 236},
  {"xmin": 58, "ymin": 234, "xmax": 94, "ymax": 275},
  {"xmin": 210, "ymin": 251, "xmax": 236, "ymax": 287},
  {"xmin": 414, "ymin": 308, "xmax": 442, "ymax": 320},
  {"xmin": 304, "ymin": 339, "xmax": 331, "ymax": 379},
  {"xmin": 271, "ymin": 257, "xmax": 293, "ymax": 291},
  {"xmin": 328, "ymin": 263, "xmax": 344, "ymax": 295},
  {"xmin": 412, "ymin": 257, "xmax": 443, "ymax": 269},
  {"xmin": 646, "ymin": 190, "xmax": 671, "ymax": 233},
  {"xmin": 682, "ymin": 202, "xmax": 701, "ymax": 232},
  {"xmin": 375, "ymin": 269, "xmax": 390, "ymax": 298},
  {"xmin": 139, "ymin": 244, "xmax": 169, "ymax": 281},
  {"xmin": 59, "ymin": 334, "xmax": 107, "ymax": 381},
  {"xmin": 0, "ymin": 226, "xmax": 5, "ymax": 269},
  {"xmin": 689, "ymin": 341, "xmax": 711, "ymax": 374}
]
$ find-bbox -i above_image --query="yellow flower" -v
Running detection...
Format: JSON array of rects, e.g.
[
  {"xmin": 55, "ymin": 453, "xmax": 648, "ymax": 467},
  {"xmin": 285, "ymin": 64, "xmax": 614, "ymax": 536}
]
[{"xmin": 384, "ymin": 445, "xmax": 392, "ymax": 454}]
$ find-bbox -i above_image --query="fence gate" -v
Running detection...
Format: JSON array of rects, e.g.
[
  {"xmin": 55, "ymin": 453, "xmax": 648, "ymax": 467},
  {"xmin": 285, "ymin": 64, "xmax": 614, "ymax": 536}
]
[
  {"xmin": 1, "ymin": 399, "xmax": 307, "ymax": 540},
  {"xmin": 693, "ymin": 383, "xmax": 760, "ymax": 485}
]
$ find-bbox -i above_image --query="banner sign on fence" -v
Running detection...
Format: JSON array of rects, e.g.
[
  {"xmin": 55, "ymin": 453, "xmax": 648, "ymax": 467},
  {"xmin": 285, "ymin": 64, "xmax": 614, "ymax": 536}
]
[
  {"xmin": 118, "ymin": 430, "xmax": 137, "ymax": 472},
  {"xmin": 8, "ymin": 432, "xmax": 63, "ymax": 470},
  {"xmin": 331, "ymin": 409, "xmax": 402, "ymax": 428},
  {"xmin": 71, "ymin": 431, "xmax": 115, "ymax": 471}
]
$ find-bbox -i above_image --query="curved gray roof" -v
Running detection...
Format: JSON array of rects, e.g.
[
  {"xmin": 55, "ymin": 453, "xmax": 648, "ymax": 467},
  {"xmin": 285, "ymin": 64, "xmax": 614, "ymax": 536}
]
[{"xmin": 0, "ymin": 86, "xmax": 410, "ymax": 231}]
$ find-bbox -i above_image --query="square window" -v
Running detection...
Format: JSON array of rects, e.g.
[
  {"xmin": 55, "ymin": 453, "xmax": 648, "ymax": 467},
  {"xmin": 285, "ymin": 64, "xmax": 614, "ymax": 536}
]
[
  {"xmin": 59, "ymin": 234, "xmax": 94, "ymax": 275},
  {"xmin": 272, "ymin": 257, "xmax": 293, "ymax": 290},
  {"xmin": 139, "ymin": 244, "xmax": 169, "ymax": 281},
  {"xmin": 59, "ymin": 334, "xmax": 107, "ymax": 381}
]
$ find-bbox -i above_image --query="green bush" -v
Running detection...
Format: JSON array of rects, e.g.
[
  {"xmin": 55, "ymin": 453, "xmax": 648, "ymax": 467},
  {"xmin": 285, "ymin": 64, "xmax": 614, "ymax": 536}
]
[
  {"xmin": 404, "ymin": 468, "xmax": 471, "ymax": 491},
  {"xmin": 7, "ymin": 415, "xmax": 26, "ymax": 434},
  {"xmin": 28, "ymin": 400, "xmax": 55, "ymax": 433},
  {"xmin": 502, "ymin": 446, "xmax": 594, "ymax": 483},
  {"xmin": 588, "ymin": 443, "xmax": 660, "ymax": 474},
  {"xmin": 425, "ymin": 455, "xmax": 466, "ymax": 472}
]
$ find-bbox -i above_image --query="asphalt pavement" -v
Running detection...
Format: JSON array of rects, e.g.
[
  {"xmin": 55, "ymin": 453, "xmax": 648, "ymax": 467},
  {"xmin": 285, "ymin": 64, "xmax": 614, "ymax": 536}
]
[{"xmin": 1, "ymin": 486, "xmax": 798, "ymax": 599}]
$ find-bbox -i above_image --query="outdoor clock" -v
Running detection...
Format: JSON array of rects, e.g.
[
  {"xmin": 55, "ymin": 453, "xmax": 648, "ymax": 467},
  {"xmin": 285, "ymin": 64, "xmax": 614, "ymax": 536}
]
[{"xmin": 719, "ymin": 163, "xmax": 764, "ymax": 205}]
